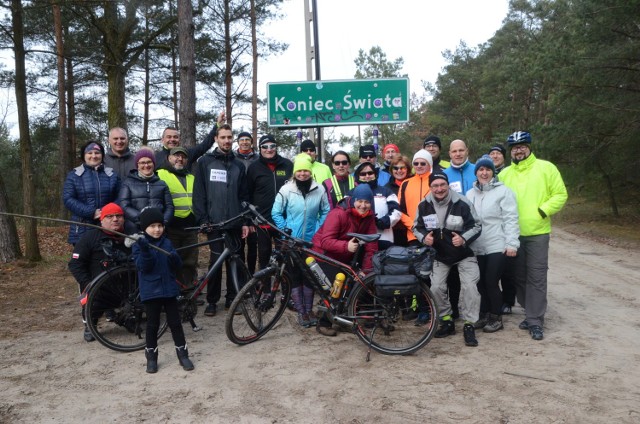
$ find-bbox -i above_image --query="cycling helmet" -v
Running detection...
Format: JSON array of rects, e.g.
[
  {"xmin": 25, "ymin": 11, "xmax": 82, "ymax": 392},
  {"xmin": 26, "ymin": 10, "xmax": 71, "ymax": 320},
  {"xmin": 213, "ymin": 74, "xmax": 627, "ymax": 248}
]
[{"xmin": 506, "ymin": 131, "xmax": 532, "ymax": 146}]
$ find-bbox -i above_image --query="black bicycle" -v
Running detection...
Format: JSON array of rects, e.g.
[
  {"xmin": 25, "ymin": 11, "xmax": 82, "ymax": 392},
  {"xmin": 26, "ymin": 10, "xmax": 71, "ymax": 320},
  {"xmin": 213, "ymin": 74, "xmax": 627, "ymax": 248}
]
[
  {"xmin": 84, "ymin": 211, "xmax": 253, "ymax": 352},
  {"xmin": 225, "ymin": 204, "xmax": 439, "ymax": 359}
]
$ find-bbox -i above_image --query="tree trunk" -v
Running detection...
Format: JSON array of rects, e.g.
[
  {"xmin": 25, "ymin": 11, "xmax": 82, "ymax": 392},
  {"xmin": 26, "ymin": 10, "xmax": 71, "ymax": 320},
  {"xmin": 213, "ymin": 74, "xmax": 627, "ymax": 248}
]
[
  {"xmin": 250, "ymin": 0, "xmax": 257, "ymax": 143},
  {"xmin": 52, "ymin": 0, "xmax": 68, "ymax": 218},
  {"xmin": 11, "ymin": 0, "xmax": 41, "ymax": 262},
  {"xmin": 65, "ymin": 28, "xmax": 77, "ymax": 169},
  {"xmin": 224, "ymin": 0, "xmax": 232, "ymax": 126},
  {"xmin": 142, "ymin": 4, "xmax": 150, "ymax": 145},
  {"xmin": 178, "ymin": 0, "xmax": 196, "ymax": 147},
  {"xmin": 0, "ymin": 172, "xmax": 21, "ymax": 263}
]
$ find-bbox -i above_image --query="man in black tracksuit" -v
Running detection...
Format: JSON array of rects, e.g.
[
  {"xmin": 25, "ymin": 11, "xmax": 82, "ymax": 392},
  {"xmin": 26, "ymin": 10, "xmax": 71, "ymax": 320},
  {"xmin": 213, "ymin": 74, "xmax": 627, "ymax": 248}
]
[
  {"xmin": 192, "ymin": 124, "xmax": 251, "ymax": 316},
  {"xmin": 246, "ymin": 134, "xmax": 293, "ymax": 270}
]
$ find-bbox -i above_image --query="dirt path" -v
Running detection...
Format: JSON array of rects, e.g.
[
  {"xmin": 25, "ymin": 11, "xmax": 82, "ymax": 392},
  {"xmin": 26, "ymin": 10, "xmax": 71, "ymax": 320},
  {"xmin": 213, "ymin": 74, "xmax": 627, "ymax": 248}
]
[{"xmin": 1, "ymin": 228, "xmax": 639, "ymax": 423}]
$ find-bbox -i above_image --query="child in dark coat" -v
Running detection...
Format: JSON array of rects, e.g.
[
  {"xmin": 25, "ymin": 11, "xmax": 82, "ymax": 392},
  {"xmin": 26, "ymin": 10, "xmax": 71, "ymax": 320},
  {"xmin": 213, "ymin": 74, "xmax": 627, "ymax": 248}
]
[{"xmin": 133, "ymin": 207, "xmax": 194, "ymax": 373}]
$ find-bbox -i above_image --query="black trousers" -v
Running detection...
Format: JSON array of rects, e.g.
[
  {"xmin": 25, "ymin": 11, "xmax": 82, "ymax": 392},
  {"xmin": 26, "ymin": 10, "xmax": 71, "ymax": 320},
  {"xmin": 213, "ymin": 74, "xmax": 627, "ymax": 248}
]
[
  {"xmin": 207, "ymin": 229, "xmax": 243, "ymax": 305},
  {"xmin": 476, "ymin": 253, "xmax": 505, "ymax": 315},
  {"xmin": 144, "ymin": 297, "xmax": 186, "ymax": 349}
]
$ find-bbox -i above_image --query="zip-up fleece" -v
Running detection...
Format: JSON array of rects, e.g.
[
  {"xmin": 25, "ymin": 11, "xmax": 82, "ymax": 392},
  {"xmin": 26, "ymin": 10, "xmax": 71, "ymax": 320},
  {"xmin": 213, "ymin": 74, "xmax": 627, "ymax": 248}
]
[{"xmin": 271, "ymin": 179, "xmax": 329, "ymax": 242}]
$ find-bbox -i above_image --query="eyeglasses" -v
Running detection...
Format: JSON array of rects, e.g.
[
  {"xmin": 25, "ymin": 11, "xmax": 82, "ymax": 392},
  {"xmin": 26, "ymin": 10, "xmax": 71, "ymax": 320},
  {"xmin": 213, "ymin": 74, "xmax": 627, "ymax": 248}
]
[
  {"xmin": 430, "ymin": 183, "xmax": 448, "ymax": 189},
  {"xmin": 302, "ymin": 148, "xmax": 315, "ymax": 153},
  {"xmin": 137, "ymin": 160, "xmax": 154, "ymax": 166},
  {"xmin": 260, "ymin": 143, "xmax": 277, "ymax": 150},
  {"xmin": 511, "ymin": 145, "xmax": 529, "ymax": 152},
  {"xmin": 104, "ymin": 214, "xmax": 123, "ymax": 220},
  {"xmin": 392, "ymin": 166, "xmax": 407, "ymax": 171},
  {"xmin": 333, "ymin": 160, "xmax": 349, "ymax": 166},
  {"xmin": 413, "ymin": 161, "xmax": 428, "ymax": 167},
  {"xmin": 359, "ymin": 171, "xmax": 375, "ymax": 177},
  {"xmin": 361, "ymin": 154, "xmax": 375, "ymax": 159}
]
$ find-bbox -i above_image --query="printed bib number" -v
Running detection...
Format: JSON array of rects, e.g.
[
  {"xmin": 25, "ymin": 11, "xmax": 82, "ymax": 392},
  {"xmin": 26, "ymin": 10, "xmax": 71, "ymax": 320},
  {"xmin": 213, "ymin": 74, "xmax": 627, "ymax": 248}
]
[
  {"xmin": 422, "ymin": 214, "xmax": 438, "ymax": 229},
  {"xmin": 209, "ymin": 169, "xmax": 227, "ymax": 183},
  {"xmin": 449, "ymin": 181, "xmax": 462, "ymax": 193}
]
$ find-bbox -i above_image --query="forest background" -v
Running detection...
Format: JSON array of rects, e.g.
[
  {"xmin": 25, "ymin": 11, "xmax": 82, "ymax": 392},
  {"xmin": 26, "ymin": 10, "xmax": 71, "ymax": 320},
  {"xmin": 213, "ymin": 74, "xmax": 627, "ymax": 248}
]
[{"xmin": 0, "ymin": 0, "xmax": 638, "ymax": 262}]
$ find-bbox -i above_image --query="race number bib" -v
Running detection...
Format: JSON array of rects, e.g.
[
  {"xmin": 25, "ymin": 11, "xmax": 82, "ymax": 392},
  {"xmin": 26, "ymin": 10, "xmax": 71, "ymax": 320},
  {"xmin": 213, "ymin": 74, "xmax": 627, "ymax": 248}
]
[
  {"xmin": 422, "ymin": 214, "xmax": 438, "ymax": 229},
  {"xmin": 449, "ymin": 181, "xmax": 462, "ymax": 193},
  {"xmin": 209, "ymin": 169, "xmax": 227, "ymax": 183}
]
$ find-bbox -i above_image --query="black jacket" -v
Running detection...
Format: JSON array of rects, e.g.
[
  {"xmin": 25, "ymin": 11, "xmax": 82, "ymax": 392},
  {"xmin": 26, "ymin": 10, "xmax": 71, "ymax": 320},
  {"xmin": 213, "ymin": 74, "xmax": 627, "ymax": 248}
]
[
  {"xmin": 117, "ymin": 170, "xmax": 174, "ymax": 233},
  {"xmin": 193, "ymin": 148, "xmax": 249, "ymax": 227},
  {"xmin": 246, "ymin": 155, "xmax": 293, "ymax": 223},
  {"xmin": 68, "ymin": 228, "xmax": 131, "ymax": 292},
  {"xmin": 154, "ymin": 125, "xmax": 217, "ymax": 171}
]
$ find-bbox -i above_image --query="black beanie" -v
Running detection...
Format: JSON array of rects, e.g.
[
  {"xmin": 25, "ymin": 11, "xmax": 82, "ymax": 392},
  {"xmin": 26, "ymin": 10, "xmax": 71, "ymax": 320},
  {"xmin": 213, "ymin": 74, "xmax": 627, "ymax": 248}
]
[
  {"xmin": 429, "ymin": 172, "xmax": 449, "ymax": 185},
  {"xmin": 300, "ymin": 139, "xmax": 316, "ymax": 152},
  {"xmin": 139, "ymin": 207, "xmax": 164, "ymax": 231},
  {"xmin": 423, "ymin": 135, "xmax": 442, "ymax": 149}
]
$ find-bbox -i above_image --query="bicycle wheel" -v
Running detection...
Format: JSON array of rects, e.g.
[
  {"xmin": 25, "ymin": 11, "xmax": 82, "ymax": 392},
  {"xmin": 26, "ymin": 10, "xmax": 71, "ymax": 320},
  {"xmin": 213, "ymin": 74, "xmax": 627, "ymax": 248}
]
[
  {"xmin": 348, "ymin": 275, "xmax": 438, "ymax": 355},
  {"xmin": 85, "ymin": 265, "xmax": 168, "ymax": 352},
  {"xmin": 225, "ymin": 270, "xmax": 291, "ymax": 345}
]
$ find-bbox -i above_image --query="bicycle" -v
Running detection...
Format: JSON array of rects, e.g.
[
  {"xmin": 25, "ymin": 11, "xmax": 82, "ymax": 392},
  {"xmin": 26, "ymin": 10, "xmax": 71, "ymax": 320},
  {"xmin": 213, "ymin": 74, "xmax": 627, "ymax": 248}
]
[
  {"xmin": 225, "ymin": 203, "xmax": 439, "ymax": 360},
  {"xmin": 83, "ymin": 210, "xmax": 253, "ymax": 352}
]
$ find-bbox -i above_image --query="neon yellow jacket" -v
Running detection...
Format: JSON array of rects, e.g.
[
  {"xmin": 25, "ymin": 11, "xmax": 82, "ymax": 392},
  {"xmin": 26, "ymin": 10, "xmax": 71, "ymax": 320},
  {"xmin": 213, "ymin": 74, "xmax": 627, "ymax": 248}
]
[
  {"xmin": 500, "ymin": 153, "xmax": 567, "ymax": 236},
  {"xmin": 311, "ymin": 161, "xmax": 332, "ymax": 184}
]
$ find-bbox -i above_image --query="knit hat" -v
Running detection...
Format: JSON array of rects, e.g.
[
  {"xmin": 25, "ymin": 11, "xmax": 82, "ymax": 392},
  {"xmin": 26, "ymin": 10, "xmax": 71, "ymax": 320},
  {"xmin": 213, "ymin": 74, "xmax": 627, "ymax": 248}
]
[
  {"xmin": 474, "ymin": 154, "xmax": 496, "ymax": 176},
  {"xmin": 84, "ymin": 142, "xmax": 102, "ymax": 154},
  {"xmin": 293, "ymin": 153, "xmax": 313, "ymax": 173},
  {"xmin": 412, "ymin": 150, "xmax": 433, "ymax": 169},
  {"xmin": 489, "ymin": 144, "xmax": 506, "ymax": 157},
  {"xmin": 100, "ymin": 203, "xmax": 124, "ymax": 221},
  {"xmin": 429, "ymin": 172, "xmax": 449, "ymax": 185},
  {"xmin": 350, "ymin": 183, "xmax": 374, "ymax": 205},
  {"xmin": 139, "ymin": 207, "xmax": 164, "ymax": 231},
  {"xmin": 258, "ymin": 134, "xmax": 276, "ymax": 146},
  {"xmin": 300, "ymin": 139, "xmax": 316, "ymax": 152},
  {"xmin": 134, "ymin": 148, "xmax": 156, "ymax": 167},
  {"xmin": 237, "ymin": 131, "xmax": 253, "ymax": 141},
  {"xmin": 359, "ymin": 144, "xmax": 376, "ymax": 158},
  {"xmin": 423, "ymin": 135, "xmax": 441, "ymax": 149},
  {"xmin": 382, "ymin": 144, "xmax": 400, "ymax": 154}
]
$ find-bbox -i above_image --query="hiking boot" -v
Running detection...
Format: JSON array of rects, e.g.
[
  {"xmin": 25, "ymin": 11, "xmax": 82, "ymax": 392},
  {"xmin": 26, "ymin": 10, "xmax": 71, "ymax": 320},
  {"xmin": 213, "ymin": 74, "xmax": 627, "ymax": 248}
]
[
  {"xmin": 297, "ymin": 313, "xmax": 312, "ymax": 328},
  {"xmin": 316, "ymin": 326, "xmax": 337, "ymax": 337},
  {"xmin": 473, "ymin": 312, "xmax": 488, "ymax": 329},
  {"xmin": 414, "ymin": 311, "xmax": 431, "ymax": 327},
  {"xmin": 83, "ymin": 325, "xmax": 95, "ymax": 342},
  {"xmin": 463, "ymin": 323, "xmax": 478, "ymax": 347},
  {"xmin": 204, "ymin": 304, "xmax": 217, "ymax": 317},
  {"xmin": 518, "ymin": 319, "xmax": 529, "ymax": 330},
  {"xmin": 529, "ymin": 325, "xmax": 544, "ymax": 341},
  {"xmin": 434, "ymin": 320, "xmax": 455, "ymax": 338},
  {"xmin": 483, "ymin": 314, "xmax": 504, "ymax": 333},
  {"xmin": 307, "ymin": 310, "xmax": 319, "ymax": 326},
  {"xmin": 145, "ymin": 347, "xmax": 158, "ymax": 373},
  {"xmin": 501, "ymin": 303, "xmax": 512, "ymax": 314},
  {"xmin": 175, "ymin": 345, "xmax": 194, "ymax": 371}
]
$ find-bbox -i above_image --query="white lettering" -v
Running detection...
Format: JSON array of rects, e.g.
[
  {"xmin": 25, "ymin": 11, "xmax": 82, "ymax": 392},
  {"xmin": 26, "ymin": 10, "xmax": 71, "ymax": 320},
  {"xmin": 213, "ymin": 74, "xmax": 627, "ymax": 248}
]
[{"xmin": 275, "ymin": 97, "xmax": 285, "ymax": 111}]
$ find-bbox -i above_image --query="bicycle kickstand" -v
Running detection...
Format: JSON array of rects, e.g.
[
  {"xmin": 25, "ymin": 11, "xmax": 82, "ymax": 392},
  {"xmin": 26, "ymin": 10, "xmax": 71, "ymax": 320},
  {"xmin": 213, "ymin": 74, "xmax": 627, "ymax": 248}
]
[{"xmin": 366, "ymin": 325, "xmax": 378, "ymax": 362}]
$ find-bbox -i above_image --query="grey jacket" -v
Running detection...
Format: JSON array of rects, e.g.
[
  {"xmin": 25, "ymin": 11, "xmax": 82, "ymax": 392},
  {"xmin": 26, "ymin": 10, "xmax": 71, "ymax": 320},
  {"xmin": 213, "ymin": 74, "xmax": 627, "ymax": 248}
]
[{"xmin": 465, "ymin": 179, "xmax": 520, "ymax": 255}]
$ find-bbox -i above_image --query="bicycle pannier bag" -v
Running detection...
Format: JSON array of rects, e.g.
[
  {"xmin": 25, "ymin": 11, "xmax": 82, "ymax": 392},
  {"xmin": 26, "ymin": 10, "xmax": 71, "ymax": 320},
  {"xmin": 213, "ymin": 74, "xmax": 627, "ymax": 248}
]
[
  {"xmin": 374, "ymin": 274, "xmax": 421, "ymax": 296},
  {"xmin": 372, "ymin": 246, "xmax": 435, "ymax": 278}
]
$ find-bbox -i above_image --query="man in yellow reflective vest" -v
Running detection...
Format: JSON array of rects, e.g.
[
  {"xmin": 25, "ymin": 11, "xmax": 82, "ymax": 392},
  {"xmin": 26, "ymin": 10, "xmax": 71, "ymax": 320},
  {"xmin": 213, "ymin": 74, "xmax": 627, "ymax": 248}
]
[{"xmin": 157, "ymin": 147, "xmax": 198, "ymax": 286}]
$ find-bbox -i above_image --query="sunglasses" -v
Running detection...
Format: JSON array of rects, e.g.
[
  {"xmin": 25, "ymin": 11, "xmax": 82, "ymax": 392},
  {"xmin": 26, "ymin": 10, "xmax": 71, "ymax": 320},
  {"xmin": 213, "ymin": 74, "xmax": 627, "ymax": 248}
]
[
  {"xmin": 359, "ymin": 171, "xmax": 375, "ymax": 177},
  {"xmin": 393, "ymin": 166, "xmax": 407, "ymax": 171},
  {"xmin": 302, "ymin": 148, "xmax": 315, "ymax": 153},
  {"xmin": 260, "ymin": 143, "xmax": 277, "ymax": 150},
  {"xmin": 333, "ymin": 160, "xmax": 349, "ymax": 166},
  {"xmin": 361, "ymin": 154, "xmax": 375, "ymax": 159},
  {"xmin": 413, "ymin": 161, "xmax": 428, "ymax": 167}
]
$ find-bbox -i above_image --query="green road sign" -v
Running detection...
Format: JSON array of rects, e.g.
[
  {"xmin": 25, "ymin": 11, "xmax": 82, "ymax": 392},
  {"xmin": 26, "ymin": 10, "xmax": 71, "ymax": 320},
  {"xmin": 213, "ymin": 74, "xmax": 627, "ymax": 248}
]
[{"xmin": 267, "ymin": 78, "xmax": 409, "ymax": 128}]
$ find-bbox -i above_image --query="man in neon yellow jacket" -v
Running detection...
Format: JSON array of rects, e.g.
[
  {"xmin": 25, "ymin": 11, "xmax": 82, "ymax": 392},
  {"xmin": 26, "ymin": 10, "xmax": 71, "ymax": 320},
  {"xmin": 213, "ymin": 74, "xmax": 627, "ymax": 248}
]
[{"xmin": 499, "ymin": 131, "xmax": 567, "ymax": 341}]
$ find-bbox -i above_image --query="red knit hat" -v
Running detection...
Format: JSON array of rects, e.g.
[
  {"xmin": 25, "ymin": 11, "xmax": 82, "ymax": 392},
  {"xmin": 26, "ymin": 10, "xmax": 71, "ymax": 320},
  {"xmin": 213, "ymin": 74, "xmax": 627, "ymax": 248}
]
[
  {"xmin": 100, "ymin": 203, "xmax": 124, "ymax": 221},
  {"xmin": 382, "ymin": 144, "xmax": 400, "ymax": 154}
]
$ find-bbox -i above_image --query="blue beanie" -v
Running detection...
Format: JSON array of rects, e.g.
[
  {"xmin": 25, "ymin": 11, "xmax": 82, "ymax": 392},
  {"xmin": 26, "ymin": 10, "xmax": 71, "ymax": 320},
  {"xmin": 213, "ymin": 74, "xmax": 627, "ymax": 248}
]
[
  {"xmin": 350, "ymin": 184, "xmax": 375, "ymax": 208},
  {"xmin": 474, "ymin": 155, "xmax": 496, "ymax": 176}
]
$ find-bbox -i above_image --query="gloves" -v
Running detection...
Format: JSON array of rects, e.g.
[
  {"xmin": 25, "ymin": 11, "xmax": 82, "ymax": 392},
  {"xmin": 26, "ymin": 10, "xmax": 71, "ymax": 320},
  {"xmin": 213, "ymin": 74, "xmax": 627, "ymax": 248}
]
[
  {"xmin": 376, "ymin": 216, "xmax": 390, "ymax": 230},
  {"xmin": 168, "ymin": 251, "xmax": 181, "ymax": 266},
  {"xmin": 124, "ymin": 233, "xmax": 143, "ymax": 248},
  {"xmin": 137, "ymin": 236, "xmax": 150, "ymax": 251}
]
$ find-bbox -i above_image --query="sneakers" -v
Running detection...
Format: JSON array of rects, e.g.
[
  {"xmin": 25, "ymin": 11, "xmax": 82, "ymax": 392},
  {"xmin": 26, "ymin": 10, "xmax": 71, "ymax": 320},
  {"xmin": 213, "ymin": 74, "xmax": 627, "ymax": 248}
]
[
  {"xmin": 204, "ymin": 304, "xmax": 217, "ymax": 316},
  {"xmin": 414, "ymin": 311, "xmax": 431, "ymax": 327},
  {"xmin": 307, "ymin": 310, "xmax": 319, "ymax": 326},
  {"xmin": 501, "ymin": 303, "xmax": 512, "ymax": 314},
  {"xmin": 473, "ymin": 313, "xmax": 488, "ymax": 329},
  {"xmin": 483, "ymin": 314, "xmax": 504, "ymax": 333},
  {"xmin": 297, "ymin": 313, "xmax": 312, "ymax": 328},
  {"xmin": 316, "ymin": 326, "xmax": 337, "ymax": 337},
  {"xmin": 529, "ymin": 325, "xmax": 544, "ymax": 340},
  {"xmin": 83, "ymin": 325, "xmax": 95, "ymax": 342},
  {"xmin": 434, "ymin": 319, "xmax": 455, "ymax": 338},
  {"xmin": 105, "ymin": 309, "xmax": 116, "ymax": 322},
  {"xmin": 518, "ymin": 319, "xmax": 529, "ymax": 330},
  {"xmin": 463, "ymin": 323, "xmax": 478, "ymax": 347}
]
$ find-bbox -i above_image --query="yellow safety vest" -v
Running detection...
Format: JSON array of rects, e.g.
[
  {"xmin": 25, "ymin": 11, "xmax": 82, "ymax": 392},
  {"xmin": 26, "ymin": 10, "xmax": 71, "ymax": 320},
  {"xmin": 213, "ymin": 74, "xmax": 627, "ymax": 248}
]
[{"xmin": 157, "ymin": 169, "xmax": 194, "ymax": 218}]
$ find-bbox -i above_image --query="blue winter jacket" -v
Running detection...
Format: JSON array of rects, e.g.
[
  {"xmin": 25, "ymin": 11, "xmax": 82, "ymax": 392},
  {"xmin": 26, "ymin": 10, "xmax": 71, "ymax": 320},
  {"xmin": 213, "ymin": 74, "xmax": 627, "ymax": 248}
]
[
  {"xmin": 132, "ymin": 235, "xmax": 182, "ymax": 302},
  {"xmin": 444, "ymin": 159, "xmax": 476, "ymax": 195},
  {"xmin": 63, "ymin": 164, "xmax": 120, "ymax": 244},
  {"xmin": 271, "ymin": 179, "xmax": 330, "ymax": 242}
]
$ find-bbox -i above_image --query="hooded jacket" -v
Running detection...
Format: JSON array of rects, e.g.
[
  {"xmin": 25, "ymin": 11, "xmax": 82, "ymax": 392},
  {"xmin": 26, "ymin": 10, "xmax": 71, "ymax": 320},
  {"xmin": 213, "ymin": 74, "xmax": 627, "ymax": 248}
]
[
  {"xmin": 132, "ymin": 234, "xmax": 182, "ymax": 302},
  {"xmin": 155, "ymin": 125, "xmax": 217, "ymax": 170},
  {"xmin": 63, "ymin": 164, "xmax": 120, "ymax": 244},
  {"xmin": 499, "ymin": 153, "xmax": 567, "ymax": 236},
  {"xmin": 118, "ymin": 170, "xmax": 174, "ymax": 233},
  {"xmin": 412, "ymin": 189, "xmax": 481, "ymax": 265},
  {"xmin": 103, "ymin": 148, "xmax": 136, "ymax": 180},
  {"xmin": 247, "ymin": 154, "xmax": 293, "ymax": 223},
  {"xmin": 192, "ymin": 147, "xmax": 249, "ymax": 227},
  {"xmin": 466, "ymin": 179, "xmax": 520, "ymax": 255},
  {"xmin": 311, "ymin": 197, "xmax": 378, "ymax": 272},
  {"xmin": 271, "ymin": 179, "xmax": 330, "ymax": 242},
  {"xmin": 444, "ymin": 159, "xmax": 476, "ymax": 195}
]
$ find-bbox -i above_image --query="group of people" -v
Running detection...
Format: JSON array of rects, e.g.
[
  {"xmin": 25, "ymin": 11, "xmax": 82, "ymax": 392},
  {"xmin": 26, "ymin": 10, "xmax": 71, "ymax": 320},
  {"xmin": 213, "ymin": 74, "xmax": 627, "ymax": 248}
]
[{"xmin": 64, "ymin": 117, "xmax": 567, "ymax": 372}]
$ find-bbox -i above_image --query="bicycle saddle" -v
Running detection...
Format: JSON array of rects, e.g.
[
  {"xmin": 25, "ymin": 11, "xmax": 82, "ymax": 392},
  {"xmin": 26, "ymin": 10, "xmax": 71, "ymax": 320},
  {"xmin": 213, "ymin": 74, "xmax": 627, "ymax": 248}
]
[{"xmin": 346, "ymin": 233, "xmax": 381, "ymax": 243}]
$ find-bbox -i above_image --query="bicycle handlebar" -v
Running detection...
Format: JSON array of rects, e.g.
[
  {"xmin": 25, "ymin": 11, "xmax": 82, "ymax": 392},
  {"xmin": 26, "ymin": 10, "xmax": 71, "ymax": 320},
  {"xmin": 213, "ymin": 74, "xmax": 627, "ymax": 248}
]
[{"xmin": 242, "ymin": 202, "xmax": 314, "ymax": 249}]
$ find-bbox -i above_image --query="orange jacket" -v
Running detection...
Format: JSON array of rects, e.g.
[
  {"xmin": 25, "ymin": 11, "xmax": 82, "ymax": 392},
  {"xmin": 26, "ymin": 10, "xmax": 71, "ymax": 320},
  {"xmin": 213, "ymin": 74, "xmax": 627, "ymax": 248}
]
[{"xmin": 397, "ymin": 172, "xmax": 431, "ymax": 241}]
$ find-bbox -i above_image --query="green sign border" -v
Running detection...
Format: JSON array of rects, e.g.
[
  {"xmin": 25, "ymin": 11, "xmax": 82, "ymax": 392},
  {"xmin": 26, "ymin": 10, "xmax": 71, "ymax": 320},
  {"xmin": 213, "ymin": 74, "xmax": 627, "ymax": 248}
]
[{"xmin": 267, "ymin": 78, "xmax": 410, "ymax": 128}]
